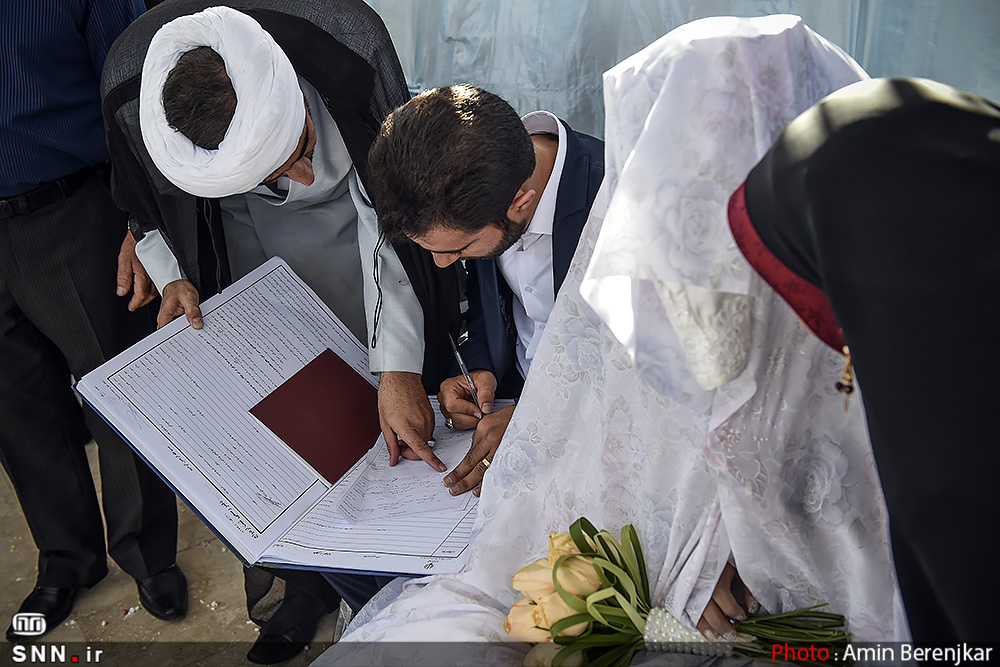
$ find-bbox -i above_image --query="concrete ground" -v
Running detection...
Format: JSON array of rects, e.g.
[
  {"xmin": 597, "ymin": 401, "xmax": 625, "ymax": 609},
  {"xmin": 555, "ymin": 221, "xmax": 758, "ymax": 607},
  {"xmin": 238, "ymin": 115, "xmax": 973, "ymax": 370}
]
[{"xmin": 1, "ymin": 442, "xmax": 340, "ymax": 667}]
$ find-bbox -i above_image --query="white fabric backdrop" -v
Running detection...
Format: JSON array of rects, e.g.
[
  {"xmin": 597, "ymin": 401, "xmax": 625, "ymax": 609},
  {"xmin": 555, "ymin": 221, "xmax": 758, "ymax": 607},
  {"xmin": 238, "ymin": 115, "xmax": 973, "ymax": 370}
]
[{"xmin": 366, "ymin": 0, "xmax": 1000, "ymax": 137}]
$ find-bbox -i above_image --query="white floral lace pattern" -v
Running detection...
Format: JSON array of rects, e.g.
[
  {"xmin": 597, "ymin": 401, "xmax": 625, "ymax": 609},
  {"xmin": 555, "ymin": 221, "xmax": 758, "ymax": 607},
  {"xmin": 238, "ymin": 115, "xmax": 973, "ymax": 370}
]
[
  {"xmin": 658, "ymin": 281, "xmax": 751, "ymax": 390},
  {"xmin": 316, "ymin": 16, "xmax": 907, "ymax": 666}
]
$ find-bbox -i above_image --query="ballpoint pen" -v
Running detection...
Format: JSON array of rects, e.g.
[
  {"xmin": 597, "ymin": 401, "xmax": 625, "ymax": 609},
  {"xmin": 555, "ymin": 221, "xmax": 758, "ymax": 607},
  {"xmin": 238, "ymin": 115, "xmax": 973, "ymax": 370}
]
[{"xmin": 448, "ymin": 332, "xmax": 481, "ymax": 410}]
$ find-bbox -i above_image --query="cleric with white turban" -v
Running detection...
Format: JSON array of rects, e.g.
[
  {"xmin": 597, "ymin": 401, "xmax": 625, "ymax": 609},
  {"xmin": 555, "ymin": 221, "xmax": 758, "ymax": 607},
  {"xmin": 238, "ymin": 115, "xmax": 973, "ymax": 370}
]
[{"xmin": 139, "ymin": 6, "xmax": 305, "ymax": 198}]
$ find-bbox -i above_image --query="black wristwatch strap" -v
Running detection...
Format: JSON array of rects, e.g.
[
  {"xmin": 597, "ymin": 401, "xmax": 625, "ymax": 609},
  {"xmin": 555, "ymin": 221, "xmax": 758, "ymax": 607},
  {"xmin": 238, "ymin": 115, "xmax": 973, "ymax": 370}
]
[{"xmin": 128, "ymin": 216, "xmax": 146, "ymax": 242}]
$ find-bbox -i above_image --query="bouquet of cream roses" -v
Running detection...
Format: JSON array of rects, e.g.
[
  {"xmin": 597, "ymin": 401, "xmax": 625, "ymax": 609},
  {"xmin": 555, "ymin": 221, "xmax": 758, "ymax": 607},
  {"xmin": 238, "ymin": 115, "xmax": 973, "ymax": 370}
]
[{"xmin": 504, "ymin": 518, "xmax": 849, "ymax": 667}]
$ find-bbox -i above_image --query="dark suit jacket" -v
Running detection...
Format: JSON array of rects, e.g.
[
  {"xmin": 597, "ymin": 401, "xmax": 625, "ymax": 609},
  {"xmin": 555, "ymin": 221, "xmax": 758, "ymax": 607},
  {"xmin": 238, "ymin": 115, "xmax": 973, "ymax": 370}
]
[{"xmin": 461, "ymin": 119, "xmax": 604, "ymax": 396}]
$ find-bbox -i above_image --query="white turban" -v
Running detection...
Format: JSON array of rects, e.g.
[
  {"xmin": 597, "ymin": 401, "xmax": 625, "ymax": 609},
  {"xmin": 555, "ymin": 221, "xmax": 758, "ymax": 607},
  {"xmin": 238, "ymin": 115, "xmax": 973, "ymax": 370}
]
[{"xmin": 139, "ymin": 6, "xmax": 305, "ymax": 198}]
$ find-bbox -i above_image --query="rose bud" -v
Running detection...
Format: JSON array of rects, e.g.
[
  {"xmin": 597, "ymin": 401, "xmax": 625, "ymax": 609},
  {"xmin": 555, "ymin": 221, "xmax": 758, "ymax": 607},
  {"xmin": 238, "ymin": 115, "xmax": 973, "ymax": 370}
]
[
  {"xmin": 512, "ymin": 558, "xmax": 557, "ymax": 602},
  {"xmin": 532, "ymin": 591, "xmax": 590, "ymax": 637},
  {"xmin": 504, "ymin": 597, "xmax": 553, "ymax": 643},
  {"xmin": 554, "ymin": 555, "xmax": 602, "ymax": 597},
  {"xmin": 547, "ymin": 531, "xmax": 594, "ymax": 564}
]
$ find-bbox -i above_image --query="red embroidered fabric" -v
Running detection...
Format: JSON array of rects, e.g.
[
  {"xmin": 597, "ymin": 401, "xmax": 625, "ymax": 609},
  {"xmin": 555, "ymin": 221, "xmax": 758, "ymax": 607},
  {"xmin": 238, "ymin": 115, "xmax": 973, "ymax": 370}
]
[{"xmin": 728, "ymin": 182, "xmax": 845, "ymax": 352}]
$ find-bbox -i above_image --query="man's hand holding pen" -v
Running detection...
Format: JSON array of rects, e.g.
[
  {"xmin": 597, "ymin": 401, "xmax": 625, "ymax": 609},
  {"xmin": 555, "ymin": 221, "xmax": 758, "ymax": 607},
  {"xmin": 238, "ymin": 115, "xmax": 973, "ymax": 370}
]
[
  {"xmin": 438, "ymin": 370, "xmax": 497, "ymax": 430},
  {"xmin": 438, "ymin": 368, "xmax": 508, "ymax": 497}
]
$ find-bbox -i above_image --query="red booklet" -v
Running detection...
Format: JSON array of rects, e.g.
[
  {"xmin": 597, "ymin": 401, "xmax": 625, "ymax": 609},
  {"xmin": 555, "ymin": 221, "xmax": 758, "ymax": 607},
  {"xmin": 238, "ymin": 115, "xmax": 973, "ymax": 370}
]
[{"xmin": 250, "ymin": 348, "xmax": 380, "ymax": 484}]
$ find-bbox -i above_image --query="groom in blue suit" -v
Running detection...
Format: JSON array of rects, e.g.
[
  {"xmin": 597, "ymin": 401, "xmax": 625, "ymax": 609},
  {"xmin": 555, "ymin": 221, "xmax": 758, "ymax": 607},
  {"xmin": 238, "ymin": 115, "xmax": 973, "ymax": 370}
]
[{"xmin": 368, "ymin": 85, "xmax": 604, "ymax": 495}]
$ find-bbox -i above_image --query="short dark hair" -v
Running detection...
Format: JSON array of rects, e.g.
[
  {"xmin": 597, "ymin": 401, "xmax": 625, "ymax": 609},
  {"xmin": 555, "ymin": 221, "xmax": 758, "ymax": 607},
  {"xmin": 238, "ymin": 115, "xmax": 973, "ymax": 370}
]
[
  {"xmin": 162, "ymin": 46, "xmax": 236, "ymax": 150},
  {"xmin": 368, "ymin": 85, "xmax": 535, "ymax": 242}
]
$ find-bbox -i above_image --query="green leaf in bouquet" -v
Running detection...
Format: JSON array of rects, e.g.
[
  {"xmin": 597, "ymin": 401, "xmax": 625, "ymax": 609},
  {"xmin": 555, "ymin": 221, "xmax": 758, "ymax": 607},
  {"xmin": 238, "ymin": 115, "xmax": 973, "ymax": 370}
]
[
  {"xmin": 559, "ymin": 631, "xmax": 638, "ymax": 646},
  {"xmin": 551, "ymin": 643, "xmax": 588, "ymax": 667},
  {"xmin": 567, "ymin": 519, "xmax": 652, "ymax": 617},
  {"xmin": 582, "ymin": 605, "xmax": 639, "ymax": 629},
  {"xmin": 594, "ymin": 532, "xmax": 627, "ymax": 572},
  {"xmin": 583, "ymin": 586, "xmax": 645, "ymax": 634},
  {"xmin": 549, "ymin": 613, "xmax": 595, "ymax": 638},
  {"xmin": 569, "ymin": 517, "xmax": 601, "ymax": 555},
  {"xmin": 594, "ymin": 563, "xmax": 617, "ymax": 592},
  {"xmin": 738, "ymin": 604, "xmax": 842, "ymax": 623},
  {"xmin": 729, "ymin": 604, "xmax": 851, "ymax": 666},
  {"xmin": 582, "ymin": 589, "xmax": 630, "ymax": 631},
  {"xmin": 621, "ymin": 524, "xmax": 651, "ymax": 609},
  {"xmin": 589, "ymin": 557, "xmax": 639, "ymax": 609},
  {"xmin": 582, "ymin": 638, "xmax": 643, "ymax": 667}
]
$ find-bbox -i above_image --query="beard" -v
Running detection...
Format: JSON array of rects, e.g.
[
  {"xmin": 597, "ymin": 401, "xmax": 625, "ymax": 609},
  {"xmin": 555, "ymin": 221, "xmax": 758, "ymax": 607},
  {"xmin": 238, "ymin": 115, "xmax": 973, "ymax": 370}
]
[{"xmin": 479, "ymin": 215, "xmax": 530, "ymax": 259}]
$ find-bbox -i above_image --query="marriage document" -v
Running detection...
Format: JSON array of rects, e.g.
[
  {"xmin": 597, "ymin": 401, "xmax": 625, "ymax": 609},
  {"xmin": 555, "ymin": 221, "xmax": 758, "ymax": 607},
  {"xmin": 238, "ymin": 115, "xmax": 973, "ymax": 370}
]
[{"xmin": 76, "ymin": 257, "xmax": 475, "ymax": 575}]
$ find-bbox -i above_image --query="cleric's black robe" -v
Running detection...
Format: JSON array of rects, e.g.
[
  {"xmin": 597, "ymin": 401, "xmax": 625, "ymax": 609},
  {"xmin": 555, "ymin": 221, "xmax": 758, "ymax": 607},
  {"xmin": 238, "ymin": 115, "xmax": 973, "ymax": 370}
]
[{"xmin": 101, "ymin": 0, "xmax": 460, "ymax": 392}]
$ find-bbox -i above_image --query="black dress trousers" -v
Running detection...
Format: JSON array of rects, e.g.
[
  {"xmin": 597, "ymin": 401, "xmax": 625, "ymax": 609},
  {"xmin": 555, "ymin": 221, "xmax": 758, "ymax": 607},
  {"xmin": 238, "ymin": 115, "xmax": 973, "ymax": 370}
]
[{"xmin": 0, "ymin": 169, "xmax": 177, "ymax": 589}]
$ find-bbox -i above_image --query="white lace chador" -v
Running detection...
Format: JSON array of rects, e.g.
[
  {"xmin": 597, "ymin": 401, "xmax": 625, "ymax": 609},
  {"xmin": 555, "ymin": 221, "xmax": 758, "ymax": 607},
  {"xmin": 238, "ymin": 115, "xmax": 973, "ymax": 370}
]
[{"xmin": 318, "ymin": 15, "xmax": 909, "ymax": 665}]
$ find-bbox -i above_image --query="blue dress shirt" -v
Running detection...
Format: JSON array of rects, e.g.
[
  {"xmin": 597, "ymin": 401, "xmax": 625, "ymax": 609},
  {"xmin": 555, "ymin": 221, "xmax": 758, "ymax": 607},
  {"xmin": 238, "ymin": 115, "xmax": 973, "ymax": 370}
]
[{"xmin": 1, "ymin": 0, "xmax": 144, "ymax": 197}]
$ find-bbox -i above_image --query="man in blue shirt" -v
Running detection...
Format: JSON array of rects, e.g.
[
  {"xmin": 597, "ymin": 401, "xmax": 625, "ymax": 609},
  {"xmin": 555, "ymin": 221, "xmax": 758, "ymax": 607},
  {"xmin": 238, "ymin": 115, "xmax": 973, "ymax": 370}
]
[{"xmin": 1, "ymin": 0, "xmax": 186, "ymax": 641}]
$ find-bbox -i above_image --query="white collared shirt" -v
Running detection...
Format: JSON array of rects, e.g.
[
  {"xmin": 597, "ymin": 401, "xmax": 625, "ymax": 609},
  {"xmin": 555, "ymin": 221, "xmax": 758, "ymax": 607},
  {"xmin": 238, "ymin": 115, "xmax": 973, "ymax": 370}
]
[{"xmin": 497, "ymin": 111, "xmax": 566, "ymax": 378}]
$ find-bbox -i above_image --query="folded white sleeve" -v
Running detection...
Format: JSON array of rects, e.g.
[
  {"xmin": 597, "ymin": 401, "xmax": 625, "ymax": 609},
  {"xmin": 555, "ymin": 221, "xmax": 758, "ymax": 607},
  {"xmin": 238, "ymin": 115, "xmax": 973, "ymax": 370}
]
[
  {"xmin": 134, "ymin": 229, "xmax": 187, "ymax": 294},
  {"xmin": 352, "ymin": 172, "xmax": 425, "ymax": 374}
]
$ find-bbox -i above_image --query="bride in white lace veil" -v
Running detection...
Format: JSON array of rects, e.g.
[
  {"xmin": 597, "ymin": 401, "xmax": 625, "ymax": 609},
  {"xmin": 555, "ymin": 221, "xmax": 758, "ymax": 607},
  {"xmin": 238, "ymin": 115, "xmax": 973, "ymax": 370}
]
[{"xmin": 319, "ymin": 15, "xmax": 908, "ymax": 665}]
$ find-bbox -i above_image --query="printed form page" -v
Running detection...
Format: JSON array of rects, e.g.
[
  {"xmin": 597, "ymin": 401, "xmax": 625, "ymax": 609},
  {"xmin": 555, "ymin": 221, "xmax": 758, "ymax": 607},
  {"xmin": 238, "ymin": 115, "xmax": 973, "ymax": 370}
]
[
  {"xmin": 262, "ymin": 401, "xmax": 514, "ymax": 575},
  {"xmin": 77, "ymin": 258, "xmax": 371, "ymax": 564}
]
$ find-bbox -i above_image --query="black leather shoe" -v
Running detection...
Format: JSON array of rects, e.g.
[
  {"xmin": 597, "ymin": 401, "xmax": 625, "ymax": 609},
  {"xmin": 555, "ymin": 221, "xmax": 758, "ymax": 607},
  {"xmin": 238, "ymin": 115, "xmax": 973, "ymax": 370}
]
[
  {"xmin": 6, "ymin": 587, "xmax": 78, "ymax": 642},
  {"xmin": 246, "ymin": 617, "xmax": 319, "ymax": 665},
  {"xmin": 136, "ymin": 564, "xmax": 188, "ymax": 621}
]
